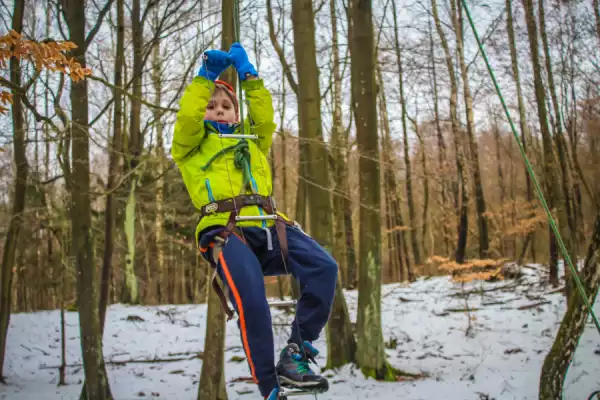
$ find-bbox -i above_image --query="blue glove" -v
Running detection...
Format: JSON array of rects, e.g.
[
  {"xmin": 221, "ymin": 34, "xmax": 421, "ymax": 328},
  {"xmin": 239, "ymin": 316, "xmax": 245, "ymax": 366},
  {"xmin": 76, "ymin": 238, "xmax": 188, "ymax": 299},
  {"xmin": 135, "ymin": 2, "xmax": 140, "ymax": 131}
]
[
  {"xmin": 198, "ymin": 49, "xmax": 231, "ymax": 81},
  {"xmin": 228, "ymin": 42, "xmax": 258, "ymax": 81}
]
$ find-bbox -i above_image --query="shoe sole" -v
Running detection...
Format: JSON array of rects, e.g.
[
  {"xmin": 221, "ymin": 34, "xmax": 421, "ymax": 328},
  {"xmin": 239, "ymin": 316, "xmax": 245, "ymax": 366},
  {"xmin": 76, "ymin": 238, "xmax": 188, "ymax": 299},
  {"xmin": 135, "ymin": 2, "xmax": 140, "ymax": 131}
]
[{"xmin": 278, "ymin": 376, "xmax": 329, "ymax": 392}]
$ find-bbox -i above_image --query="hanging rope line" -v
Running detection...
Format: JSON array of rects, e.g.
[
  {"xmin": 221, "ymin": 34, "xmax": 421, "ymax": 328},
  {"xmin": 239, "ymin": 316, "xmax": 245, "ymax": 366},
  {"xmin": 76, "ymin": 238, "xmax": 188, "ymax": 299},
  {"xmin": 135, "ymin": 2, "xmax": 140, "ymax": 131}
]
[{"xmin": 459, "ymin": 0, "xmax": 600, "ymax": 336}]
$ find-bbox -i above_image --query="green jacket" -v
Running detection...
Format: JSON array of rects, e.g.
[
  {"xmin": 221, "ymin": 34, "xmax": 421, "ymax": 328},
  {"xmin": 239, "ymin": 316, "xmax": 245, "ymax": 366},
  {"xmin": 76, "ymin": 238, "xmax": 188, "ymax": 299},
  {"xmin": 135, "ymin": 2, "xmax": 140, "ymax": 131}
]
[{"xmin": 171, "ymin": 76, "xmax": 279, "ymax": 243}]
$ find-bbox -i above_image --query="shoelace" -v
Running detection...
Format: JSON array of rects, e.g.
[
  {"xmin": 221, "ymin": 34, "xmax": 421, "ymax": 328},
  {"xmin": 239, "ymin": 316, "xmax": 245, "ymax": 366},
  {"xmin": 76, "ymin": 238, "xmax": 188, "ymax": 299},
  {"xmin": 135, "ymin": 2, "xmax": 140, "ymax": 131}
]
[{"xmin": 291, "ymin": 353, "xmax": 312, "ymax": 374}]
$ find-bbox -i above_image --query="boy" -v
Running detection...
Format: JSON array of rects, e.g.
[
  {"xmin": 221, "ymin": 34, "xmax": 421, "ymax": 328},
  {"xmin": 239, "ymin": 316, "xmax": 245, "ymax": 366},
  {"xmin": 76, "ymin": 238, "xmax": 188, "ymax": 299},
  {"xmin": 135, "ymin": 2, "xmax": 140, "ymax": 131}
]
[{"xmin": 171, "ymin": 42, "xmax": 338, "ymax": 399}]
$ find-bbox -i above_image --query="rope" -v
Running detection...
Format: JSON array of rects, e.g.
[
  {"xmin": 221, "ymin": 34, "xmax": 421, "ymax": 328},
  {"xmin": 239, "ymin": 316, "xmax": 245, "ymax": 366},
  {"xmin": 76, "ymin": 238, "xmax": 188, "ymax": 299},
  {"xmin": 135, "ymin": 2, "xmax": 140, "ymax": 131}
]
[
  {"xmin": 200, "ymin": 138, "xmax": 254, "ymax": 194},
  {"xmin": 459, "ymin": 0, "xmax": 600, "ymax": 335}
]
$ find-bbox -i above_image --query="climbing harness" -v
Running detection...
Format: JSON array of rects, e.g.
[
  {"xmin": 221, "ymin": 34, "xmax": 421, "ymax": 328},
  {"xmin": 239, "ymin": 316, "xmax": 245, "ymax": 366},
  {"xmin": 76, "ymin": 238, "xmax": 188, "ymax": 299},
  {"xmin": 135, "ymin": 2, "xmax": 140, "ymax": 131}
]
[
  {"xmin": 197, "ymin": 1, "xmax": 319, "ymax": 399},
  {"xmin": 460, "ymin": 0, "xmax": 600, "ymax": 397}
]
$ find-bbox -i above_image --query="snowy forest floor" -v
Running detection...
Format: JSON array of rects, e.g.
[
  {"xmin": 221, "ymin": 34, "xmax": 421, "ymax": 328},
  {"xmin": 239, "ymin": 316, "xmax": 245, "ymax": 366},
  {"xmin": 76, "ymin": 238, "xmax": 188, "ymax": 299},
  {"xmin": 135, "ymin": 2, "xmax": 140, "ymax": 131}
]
[{"xmin": 2, "ymin": 265, "xmax": 599, "ymax": 400}]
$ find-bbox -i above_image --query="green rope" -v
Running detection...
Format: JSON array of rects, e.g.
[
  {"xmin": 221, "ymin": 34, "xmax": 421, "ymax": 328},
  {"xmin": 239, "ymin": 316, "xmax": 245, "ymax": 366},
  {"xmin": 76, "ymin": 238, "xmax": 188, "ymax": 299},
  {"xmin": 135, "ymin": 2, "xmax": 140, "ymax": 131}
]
[
  {"xmin": 232, "ymin": 0, "xmax": 245, "ymax": 135},
  {"xmin": 201, "ymin": 139, "xmax": 254, "ymax": 193},
  {"xmin": 459, "ymin": 0, "xmax": 600, "ymax": 336}
]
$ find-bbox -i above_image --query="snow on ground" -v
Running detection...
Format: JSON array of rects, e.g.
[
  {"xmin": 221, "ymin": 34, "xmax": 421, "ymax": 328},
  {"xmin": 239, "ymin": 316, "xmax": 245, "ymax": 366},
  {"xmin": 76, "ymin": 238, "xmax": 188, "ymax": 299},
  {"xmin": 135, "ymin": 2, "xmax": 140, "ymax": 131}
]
[{"xmin": 2, "ymin": 265, "xmax": 600, "ymax": 399}]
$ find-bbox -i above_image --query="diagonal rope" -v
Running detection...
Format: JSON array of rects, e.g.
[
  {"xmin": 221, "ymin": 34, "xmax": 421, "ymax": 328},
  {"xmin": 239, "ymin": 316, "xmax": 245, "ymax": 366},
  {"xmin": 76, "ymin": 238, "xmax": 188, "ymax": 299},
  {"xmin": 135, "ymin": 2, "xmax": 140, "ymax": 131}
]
[{"xmin": 459, "ymin": 0, "xmax": 600, "ymax": 336}]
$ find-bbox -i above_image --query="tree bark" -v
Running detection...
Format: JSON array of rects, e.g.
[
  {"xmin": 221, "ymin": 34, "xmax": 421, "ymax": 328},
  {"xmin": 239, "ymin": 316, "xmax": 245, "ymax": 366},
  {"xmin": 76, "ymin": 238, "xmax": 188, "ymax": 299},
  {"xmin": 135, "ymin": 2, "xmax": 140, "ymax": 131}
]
[
  {"xmin": 292, "ymin": 0, "xmax": 355, "ymax": 369},
  {"xmin": 493, "ymin": 115, "xmax": 507, "ymax": 256},
  {"xmin": 454, "ymin": 0, "xmax": 489, "ymax": 258},
  {"xmin": 432, "ymin": 0, "xmax": 468, "ymax": 264},
  {"xmin": 291, "ymin": 0, "xmax": 332, "ymax": 250},
  {"xmin": 152, "ymin": 9, "xmax": 166, "ymax": 304},
  {"xmin": 198, "ymin": 2, "xmax": 234, "ymax": 398},
  {"xmin": 522, "ymin": 0, "xmax": 561, "ymax": 286},
  {"xmin": 350, "ymin": 0, "xmax": 397, "ymax": 380},
  {"xmin": 428, "ymin": 16, "xmax": 451, "ymax": 256},
  {"xmin": 538, "ymin": 0, "xmax": 576, "ymax": 299},
  {"xmin": 539, "ymin": 213, "xmax": 600, "ymax": 399},
  {"xmin": 122, "ymin": 0, "xmax": 142, "ymax": 304},
  {"xmin": 0, "ymin": 0, "xmax": 26, "ymax": 382},
  {"xmin": 412, "ymin": 117, "xmax": 429, "ymax": 260},
  {"xmin": 100, "ymin": 0, "xmax": 124, "ymax": 331},
  {"xmin": 376, "ymin": 64, "xmax": 407, "ymax": 282},
  {"xmin": 506, "ymin": 0, "xmax": 535, "ymax": 262},
  {"xmin": 330, "ymin": 0, "xmax": 349, "ymax": 285},
  {"xmin": 392, "ymin": 0, "xmax": 421, "ymax": 269},
  {"xmin": 61, "ymin": 0, "xmax": 113, "ymax": 398}
]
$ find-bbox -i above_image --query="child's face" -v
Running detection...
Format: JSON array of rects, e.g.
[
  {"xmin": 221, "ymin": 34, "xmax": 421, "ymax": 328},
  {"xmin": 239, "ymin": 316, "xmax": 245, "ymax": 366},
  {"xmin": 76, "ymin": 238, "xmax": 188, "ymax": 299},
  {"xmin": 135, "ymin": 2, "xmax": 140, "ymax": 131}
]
[{"xmin": 205, "ymin": 89, "xmax": 237, "ymax": 123}]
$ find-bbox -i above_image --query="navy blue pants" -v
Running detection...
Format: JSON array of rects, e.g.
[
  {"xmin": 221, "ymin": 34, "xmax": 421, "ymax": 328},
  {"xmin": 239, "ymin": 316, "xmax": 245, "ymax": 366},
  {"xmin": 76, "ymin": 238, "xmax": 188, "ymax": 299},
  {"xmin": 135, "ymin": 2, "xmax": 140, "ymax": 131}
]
[{"xmin": 199, "ymin": 224, "xmax": 338, "ymax": 396}]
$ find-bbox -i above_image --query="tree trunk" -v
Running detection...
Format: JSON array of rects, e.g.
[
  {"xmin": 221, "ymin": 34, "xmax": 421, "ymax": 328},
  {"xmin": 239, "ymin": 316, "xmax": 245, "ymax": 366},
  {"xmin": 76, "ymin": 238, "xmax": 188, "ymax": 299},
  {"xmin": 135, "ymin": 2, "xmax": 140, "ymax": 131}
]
[
  {"xmin": 100, "ymin": 0, "xmax": 124, "ymax": 331},
  {"xmin": 291, "ymin": 0, "xmax": 355, "ymax": 369},
  {"xmin": 152, "ymin": 10, "xmax": 166, "ymax": 304},
  {"xmin": 413, "ymin": 117, "xmax": 429, "ymax": 261},
  {"xmin": 493, "ymin": 116, "xmax": 507, "ymax": 256},
  {"xmin": 392, "ymin": 0, "xmax": 421, "ymax": 268},
  {"xmin": 538, "ymin": 0, "xmax": 576, "ymax": 300},
  {"xmin": 198, "ymin": 1, "xmax": 234, "ymax": 398},
  {"xmin": 376, "ymin": 64, "xmax": 407, "ymax": 282},
  {"xmin": 0, "ymin": 0, "xmax": 26, "ymax": 382},
  {"xmin": 198, "ymin": 281, "xmax": 228, "ymax": 400},
  {"xmin": 432, "ymin": 0, "xmax": 468, "ymax": 264},
  {"xmin": 122, "ymin": 0, "xmax": 142, "ymax": 304},
  {"xmin": 428, "ymin": 16, "xmax": 451, "ymax": 256},
  {"xmin": 61, "ymin": 0, "xmax": 112, "ymax": 398},
  {"xmin": 291, "ymin": 0, "xmax": 331, "ymax": 250},
  {"xmin": 330, "ymin": 0, "xmax": 348, "ymax": 285},
  {"xmin": 350, "ymin": 0, "xmax": 398, "ymax": 380},
  {"xmin": 539, "ymin": 213, "xmax": 600, "ymax": 399},
  {"xmin": 454, "ymin": 0, "xmax": 489, "ymax": 258},
  {"xmin": 506, "ymin": 0, "xmax": 535, "ymax": 262},
  {"xmin": 522, "ymin": 0, "xmax": 561, "ymax": 286}
]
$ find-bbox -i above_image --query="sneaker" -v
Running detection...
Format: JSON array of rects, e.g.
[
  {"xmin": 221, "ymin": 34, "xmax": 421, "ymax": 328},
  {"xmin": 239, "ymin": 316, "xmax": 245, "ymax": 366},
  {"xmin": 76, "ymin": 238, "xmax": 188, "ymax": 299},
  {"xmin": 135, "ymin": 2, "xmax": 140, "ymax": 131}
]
[{"xmin": 275, "ymin": 342, "xmax": 328, "ymax": 392}]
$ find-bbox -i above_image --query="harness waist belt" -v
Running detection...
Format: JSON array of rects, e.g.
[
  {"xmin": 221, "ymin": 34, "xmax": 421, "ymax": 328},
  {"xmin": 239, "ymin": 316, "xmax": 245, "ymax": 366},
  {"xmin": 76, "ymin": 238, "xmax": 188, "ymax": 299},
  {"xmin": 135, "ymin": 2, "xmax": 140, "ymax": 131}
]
[{"xmin": 200, "ymin": 194, "xmax": 276, "ymax": 218}]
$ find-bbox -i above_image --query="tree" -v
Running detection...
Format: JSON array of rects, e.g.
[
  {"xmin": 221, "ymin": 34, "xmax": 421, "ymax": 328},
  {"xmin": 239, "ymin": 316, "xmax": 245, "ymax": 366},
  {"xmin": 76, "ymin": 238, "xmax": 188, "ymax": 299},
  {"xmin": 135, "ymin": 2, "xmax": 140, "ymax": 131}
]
[
  {"xmin": 60, "ymin": 0, "xmax": 113, "ymax": 398},
  {"xmin": 100, "ymin": 0, "xmax": 124, "ymax": 330},
  {"xmin": 431, "ymin": 0, "xmax": 469, "ymax": 264},
  {"xmin": 0, "ymin": 2, "xmax": 26, "ymax": 382},
  {"xmin": 391, "ymin": 0, "xmax": 420, "ymax": 270},
  {"xmin": 452, "ymin": 0, "xmax": 490, "ymax": 258},
  {"xmin": 0, "ymin": 20, "xmax": 92, "ymax": 384},
  {"xmin": 198, "ymin": 1, "xmax": 233, "ymax": 398},
  {"xmin": 288, "ymin": 0, "xmax": 356, "ymax": 369},
  {"xmin": 505, "ymin": 0, "xmax": 534, "ymax": 264},
  {"xmin": 521, "ymin": 0, "xmax": 562, "ymax": 286},
  {"xmin": 349, "ymin": 0, "xmax": 398, "ymax": 380},
  {"xmin": 122, "ymin": 0, "xmax": 143, "ymax": 304},
  {"xmin": 539, "ymin": 213, "xmax": 600, "ymax": 398}
]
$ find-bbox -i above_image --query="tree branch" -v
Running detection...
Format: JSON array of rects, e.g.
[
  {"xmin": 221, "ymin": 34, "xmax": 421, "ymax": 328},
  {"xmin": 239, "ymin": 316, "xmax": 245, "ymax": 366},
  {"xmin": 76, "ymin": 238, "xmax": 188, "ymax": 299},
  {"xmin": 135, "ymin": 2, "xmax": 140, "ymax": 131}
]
[
  {"xmin": 85, "ymin": 0, "xmax": 115, "ymax": 50},
  {"xmin": 266, "ymin": 0, "xmax": 298, "ymax": 95},
  {"xmin": 88, "ymin": 75, "xmax": 179, "ymax": 113}
]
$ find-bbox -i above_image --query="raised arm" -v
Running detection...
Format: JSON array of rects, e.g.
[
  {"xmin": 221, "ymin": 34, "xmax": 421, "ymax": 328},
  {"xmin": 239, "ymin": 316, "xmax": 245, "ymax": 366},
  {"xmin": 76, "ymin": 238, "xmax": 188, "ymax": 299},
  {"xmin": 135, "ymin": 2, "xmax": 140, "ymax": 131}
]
[
  {"xmin": 171, "ymin": 50, "xmax": 231, "ymax": 164},
  {"xmin": 243, "ymin": 78, "xmax": 276, "ymax": 155},
  {"xmin": 229, "ymin": 43, "xmax": 276, "ymax": 155},
  {"xmin": 171, "ymin": 77, "xmax": 213, "ymax": 164}
]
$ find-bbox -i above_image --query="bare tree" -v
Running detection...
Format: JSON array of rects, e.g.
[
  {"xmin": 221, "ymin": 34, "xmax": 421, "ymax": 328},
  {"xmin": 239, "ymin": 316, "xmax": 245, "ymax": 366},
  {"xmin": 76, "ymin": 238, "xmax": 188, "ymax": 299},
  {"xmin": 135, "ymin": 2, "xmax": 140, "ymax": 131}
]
[
  {"xmin": 350, "ymin": 0, "xmax": 401, "ymax": 380},
  {"xmin": 61, "ymin": 0, "xmax": 113, "ymax": 397},
  {"xmin": 0, "ymin": 0, "xmax": 26, "ymax": 383},
  {"xmin": 539, "ymin": 213, "xmax": 600, "ymax": 398},
  {"xmin": 432, "ymin": 0, "xmax": 469, "ymax": 264}
]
